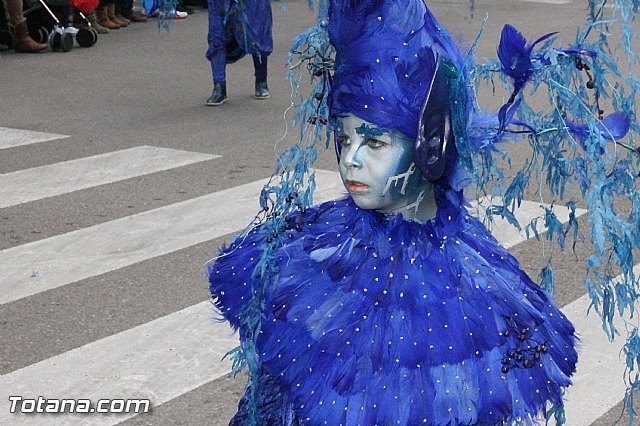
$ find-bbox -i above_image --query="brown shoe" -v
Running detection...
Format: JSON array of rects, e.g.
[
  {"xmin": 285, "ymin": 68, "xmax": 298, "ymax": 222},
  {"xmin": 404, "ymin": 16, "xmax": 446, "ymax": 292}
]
[
  {"xmin": 85, "ymin": 12, "xmax": 109, "ymax": 34},
  {"xmin": 97, "ymin": 6, "xmax": 120, "ymax": 29},
  {"xmin": 129, "ymin": 11, "xmax": 147, "ymax": 22},
  {"xmin": 108, "ymin": 4, "xmax": 128, "ymax": 27},
  {"xmin": 115, "ymin": 13, "xmax": 131, "ymax": 25},
  {"xmin": 13, "ymin": 21, "xmax": 47, "ymax": 52}
]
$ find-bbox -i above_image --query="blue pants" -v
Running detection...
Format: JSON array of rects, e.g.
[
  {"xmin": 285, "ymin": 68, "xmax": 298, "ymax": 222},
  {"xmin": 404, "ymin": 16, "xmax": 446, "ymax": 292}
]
[
  {"xmin": 206, "ymin": 0, "xmax": 273, "ymax": 86},
  {"xmin": 210, "ymin": 52, "xmax": 268, "ymax": 85}
]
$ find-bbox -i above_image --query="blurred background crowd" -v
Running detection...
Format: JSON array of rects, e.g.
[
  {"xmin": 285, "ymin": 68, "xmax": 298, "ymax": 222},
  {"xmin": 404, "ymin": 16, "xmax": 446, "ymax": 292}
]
[{"xmin": 0, "ymin": 0, "xmax": 200, "ymax": 52}]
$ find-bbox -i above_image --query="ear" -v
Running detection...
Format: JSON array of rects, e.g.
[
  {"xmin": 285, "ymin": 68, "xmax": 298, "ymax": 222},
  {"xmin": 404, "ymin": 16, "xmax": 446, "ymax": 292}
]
[{"xmin": 413, "ymin": 55, "xmax": 454, "ymax": 182}]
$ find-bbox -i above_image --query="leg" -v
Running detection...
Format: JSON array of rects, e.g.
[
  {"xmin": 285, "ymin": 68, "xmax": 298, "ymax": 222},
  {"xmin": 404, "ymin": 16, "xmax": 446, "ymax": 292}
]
[
  {"xmin": 5, "ymin": 0, "xmax": 47, "ymax": 52},
  {"xmin": 252, "ymin": 53, "xmax": 268, "ymax": 83},
  {"xmin": 206, "ymin": 0, "xmax": 227, "ymax": 84},
  {"xmin": 97, "ymin": 0, "xmax": 121, "ymax": 29},
  {"xmin": 206, "ymin": 51, "xmax": 227, "ymax": 105},
  {"xmin": 5, "ymin": 0, "xmax": 24, "ymax": 24},
  {"xmin": 210, "ymin": 50, "xmax": 226, "ymax": 86},
  {"xmin": 253, "ymin": 53, "xmax": 269, "ymax": 99},
  {"xmin": 121, "ymin": 0, "xmax": 145, "ymax": 21},
  {"xmin": 111, "ymin": 0, "xmax": 129, "ymax": 26},
  {"xmin": 205, "ymin": 0, "xmax": 228, "ymax": 105},
  {"xmin": 85, "ymin": 5, "xmax": 110, "ymax": 34}
]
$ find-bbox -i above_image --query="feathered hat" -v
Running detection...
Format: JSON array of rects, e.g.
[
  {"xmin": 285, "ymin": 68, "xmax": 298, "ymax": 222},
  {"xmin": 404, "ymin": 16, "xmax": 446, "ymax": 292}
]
[{"xmin": 328, "ymin": 0, "xmax": 471, "ymax": 185}]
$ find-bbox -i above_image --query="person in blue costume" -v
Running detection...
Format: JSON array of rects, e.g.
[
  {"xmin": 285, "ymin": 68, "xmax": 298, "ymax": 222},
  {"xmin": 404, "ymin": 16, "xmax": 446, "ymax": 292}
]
[
  {"xmin": 205, "ymin": 0, "xmax": 273, "ymax": 106},
  {"xmin": 208, "ymin": 0, "xmax": 578, "ymax": 424}
]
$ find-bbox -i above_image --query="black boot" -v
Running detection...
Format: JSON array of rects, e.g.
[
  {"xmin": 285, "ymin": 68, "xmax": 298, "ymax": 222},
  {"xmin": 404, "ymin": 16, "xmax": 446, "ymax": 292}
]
[
  {"xmin": 255, "ymin": 80, "xmax": 269, "ymax": 99},
  {"xmin": 206, "ymin": 83, "xmax": 227, "ymax": 106}
]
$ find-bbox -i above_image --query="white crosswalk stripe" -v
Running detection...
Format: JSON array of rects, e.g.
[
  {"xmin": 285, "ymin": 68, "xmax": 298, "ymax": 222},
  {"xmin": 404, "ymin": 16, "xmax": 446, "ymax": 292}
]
[
  {"xmin": 0, "ymin": 127, "xmax": 68, "ymax": 150},
  {"xmin": 0, "ymin": 146, "xmax": 219, "ymax": 208},
  {"xmin": 0, "ymin": 170, "xmax": 343, "ymax": 305},
  {"xmin": 563, "ymin": 291, "xmax": 629, "ymax": 424},
  {"xmin": 0, "ymin": 139, "xmax": 630, "ymax": 426}
]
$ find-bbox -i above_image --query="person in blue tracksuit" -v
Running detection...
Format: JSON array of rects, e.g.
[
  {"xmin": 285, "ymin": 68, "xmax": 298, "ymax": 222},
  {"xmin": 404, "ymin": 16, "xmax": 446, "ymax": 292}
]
[{"xmin": 205, "ymin": 0, "xmax": 273, "ymax": 106}]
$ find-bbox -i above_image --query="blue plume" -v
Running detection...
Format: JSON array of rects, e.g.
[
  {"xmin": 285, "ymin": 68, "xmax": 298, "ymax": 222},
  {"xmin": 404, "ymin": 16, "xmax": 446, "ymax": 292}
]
[
  {"xmin": 328, "ymin": 0, "xmax": 464, "ymax": 139},
  {"xmin": 497, "ymin": 24, "xmax": 530, "ymax": 89},
  {"xmin": 498, "ymin": 24, "xmax": 556, "ymax": 94},
  {"xmin": 566, "ymin": 112, "xmax": 632, "ymax": 153}
]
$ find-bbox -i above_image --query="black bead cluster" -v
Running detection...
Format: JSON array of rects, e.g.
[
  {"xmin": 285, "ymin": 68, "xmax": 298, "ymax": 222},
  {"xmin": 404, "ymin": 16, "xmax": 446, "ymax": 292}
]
[
  {"xmin": 280, "ymin": 214, "xmax": 304, "ymax": 240},
  {"xmin": 575, "ymin": 56, "xmax": 604, "ymax": 120},
  {"xmin": 262, "ymin": 192, "xmax": 324, "ymax": 244},
  {"xmin": 500, "ymin": 316, "xmax": 548, "ymax": 374}
]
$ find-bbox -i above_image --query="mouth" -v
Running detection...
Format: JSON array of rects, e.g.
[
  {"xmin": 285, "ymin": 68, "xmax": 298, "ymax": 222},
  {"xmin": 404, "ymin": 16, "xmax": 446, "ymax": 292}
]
[{"xmin": 345, "ymin": 180, "xmax": 369, "ymax": 193}]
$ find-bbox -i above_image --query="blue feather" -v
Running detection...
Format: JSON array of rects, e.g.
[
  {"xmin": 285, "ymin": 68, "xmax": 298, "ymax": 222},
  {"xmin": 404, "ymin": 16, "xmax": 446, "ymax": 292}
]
[
  {"xmin": 210, "ymin": 194, "xmax": 577, "ymax": 425},
  {"xmin": 497, "ymin": 24, "xmax": 556, "ymax": 94},
  {"xmin": 567, "ymin": 112, "xmax": 631, "ymax": 153}
]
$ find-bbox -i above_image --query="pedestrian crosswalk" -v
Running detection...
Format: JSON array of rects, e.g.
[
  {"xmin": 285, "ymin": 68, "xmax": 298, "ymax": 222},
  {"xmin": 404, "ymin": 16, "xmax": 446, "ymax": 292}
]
[
  {"xmin": 0, "ymin": 146, "xmax": 219, "ymax": 208},
  {"xmin": 0, "ymin": 127, "xmax": 68, "ymax": 150},
  {"xmin": 0, "ymin": 128, "xmax": 630, "ymax": 425}
]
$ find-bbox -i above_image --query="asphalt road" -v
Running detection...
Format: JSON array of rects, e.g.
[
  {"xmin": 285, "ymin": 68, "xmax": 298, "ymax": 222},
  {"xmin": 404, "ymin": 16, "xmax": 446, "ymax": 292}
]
[{"xmin": 0, "ymin": 0, "xmax": 636, "ymax": 424}]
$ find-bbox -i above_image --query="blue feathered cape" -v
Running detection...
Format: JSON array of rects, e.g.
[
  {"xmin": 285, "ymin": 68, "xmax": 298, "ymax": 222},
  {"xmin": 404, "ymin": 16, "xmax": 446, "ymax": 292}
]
[{"xmin": 209, "ymin": 188, "xmax": 577, "ymax": 425}]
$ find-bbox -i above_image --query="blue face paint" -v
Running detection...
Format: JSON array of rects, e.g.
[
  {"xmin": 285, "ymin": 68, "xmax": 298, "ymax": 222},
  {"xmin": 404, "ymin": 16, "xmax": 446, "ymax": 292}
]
[
  {"xmin": 336, "ymin": 114, "xmax": 436, "ymax": 221},
  {"xmin": 355, "ymin": 123, "xmax": 387, "ymax": 139}
]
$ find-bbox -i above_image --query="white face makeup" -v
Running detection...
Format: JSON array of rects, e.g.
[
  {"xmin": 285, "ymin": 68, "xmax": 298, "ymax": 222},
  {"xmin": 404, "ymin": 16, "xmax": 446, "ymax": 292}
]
[{"xmin": 337, "ymin": 114, "xmax": 436, "ymax": 222}]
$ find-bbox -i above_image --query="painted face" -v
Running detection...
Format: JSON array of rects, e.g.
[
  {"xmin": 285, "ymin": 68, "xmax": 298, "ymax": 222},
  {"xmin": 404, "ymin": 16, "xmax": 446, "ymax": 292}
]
[{"xmin": 337, "ymin": 114, "xmax": 433, "ymax": 219}]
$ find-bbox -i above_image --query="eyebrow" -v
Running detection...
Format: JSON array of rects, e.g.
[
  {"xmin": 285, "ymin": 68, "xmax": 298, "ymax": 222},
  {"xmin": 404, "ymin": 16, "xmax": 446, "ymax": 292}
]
[{"xmin": 355, "ymin": 123, "xmax": 389, "ymax": 139}]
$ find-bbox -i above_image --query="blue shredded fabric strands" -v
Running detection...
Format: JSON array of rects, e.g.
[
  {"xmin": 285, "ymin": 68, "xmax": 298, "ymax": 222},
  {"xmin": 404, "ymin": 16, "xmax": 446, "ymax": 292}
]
[
  {"xmin": 153, "ymin": 0, "xmax": 180, "ymax": 31},
  {"xmin": 206, "ymin": 0, "xmax": 640, "ymax": 424}
]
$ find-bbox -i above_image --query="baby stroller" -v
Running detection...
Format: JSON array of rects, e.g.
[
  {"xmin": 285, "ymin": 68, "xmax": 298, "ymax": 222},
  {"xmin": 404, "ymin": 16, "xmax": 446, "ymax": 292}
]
[{"xmin": 23, "ymin": 0, "xmax": 98, "ymax": 50}]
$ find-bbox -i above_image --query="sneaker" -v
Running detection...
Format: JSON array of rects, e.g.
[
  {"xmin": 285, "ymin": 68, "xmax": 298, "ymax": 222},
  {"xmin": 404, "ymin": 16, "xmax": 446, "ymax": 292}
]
[
  {"xmin": 174, "ymin": 10, "xmax": 188, "ymax": 19},
  {"xmin": 157, "ymin": 9, "xmax": 188, "ymax": 19},
  {"xmin": 255, "ymin": 80, "xmax": 269, "ymax": 99},
  {"xmin": 177, "ymin": 5, "xmax": 195, "ymax": 14},
  {"xmin": 123, "ymin": 11, "xmax": 148, "ymax": 22},
  {"xmin": 206, "ymin": 83, "xmax": 227, "ymax": 106}
]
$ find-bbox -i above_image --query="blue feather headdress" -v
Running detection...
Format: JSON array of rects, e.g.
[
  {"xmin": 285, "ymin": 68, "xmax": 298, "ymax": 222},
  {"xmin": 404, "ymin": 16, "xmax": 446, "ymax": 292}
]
[
  {"xmin": 327, "ymin": 0, "xmax": 462, "ymax": 140},
  {"xmin": 327, "ymin": 0, "xmax": 491, "ymax": 191},
  {"xmin": 216, "ymin": 0, "xmax": 640, "ymax": 424}
]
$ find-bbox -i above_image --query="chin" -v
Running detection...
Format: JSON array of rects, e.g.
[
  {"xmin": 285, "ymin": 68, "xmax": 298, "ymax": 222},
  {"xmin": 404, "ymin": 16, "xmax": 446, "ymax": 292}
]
[
  {"xmin": 349, "ymin": 193, "xmax": 390, "ymax": 212},
  {"xmin": 349, "ymin": 193, "xmax": 374, "ymax": 210}
]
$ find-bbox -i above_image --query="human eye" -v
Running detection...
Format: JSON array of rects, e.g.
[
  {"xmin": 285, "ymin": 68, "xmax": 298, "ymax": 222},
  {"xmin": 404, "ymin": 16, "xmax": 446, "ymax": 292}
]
[
  {"xmin": 337, "ymin": 134, "xmax": 351, "ymax": 146},
  {"xmin": 366, "ymin": 138, "xmax": 387, "ymax": 148}
]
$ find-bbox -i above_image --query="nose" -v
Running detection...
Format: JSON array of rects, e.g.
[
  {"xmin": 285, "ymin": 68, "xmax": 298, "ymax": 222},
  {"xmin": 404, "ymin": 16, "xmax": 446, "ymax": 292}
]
[{"xmin": 343, "ymin": 144, "xmax": 362, "ymax": 169}]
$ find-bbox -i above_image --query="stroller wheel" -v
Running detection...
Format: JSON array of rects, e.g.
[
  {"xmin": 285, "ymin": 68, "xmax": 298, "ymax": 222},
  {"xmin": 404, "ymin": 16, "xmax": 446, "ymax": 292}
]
[
  {"xmin": 90, "ymin": 28, "xmax": 98, "ymax": 46},
  {"xmin": 49, "ymin": 32, "xmax": 61, "ymax": 51},
  {"xmin": 76, "ymin": 28, "xmax": 94, "ymax": 47},
  {"xmin": 61, "ymin": 32, "xmax": 73, "ymax": 52},
  {"xmin": 36, "ymin": 27, "xmax": 49, "ymax": 44},
  {"xmin": 0, "ymin": 29, "xmax": 15, "ymax": 50}
]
